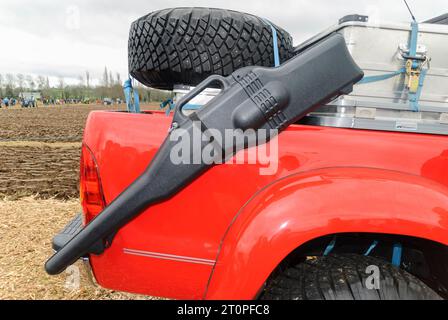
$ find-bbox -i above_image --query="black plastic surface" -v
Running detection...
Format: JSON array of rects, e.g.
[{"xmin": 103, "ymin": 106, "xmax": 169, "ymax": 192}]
[
  {"xmin": 424, "ymin": 13, "xmax": 448, "ymax": 25},
  {"xmin": 339, "ymin": 14, "xmax": 369, "ymax": 24},
  {"xmin": 52, "ymin": 214, "xmax": 83, "ymax": 252}
]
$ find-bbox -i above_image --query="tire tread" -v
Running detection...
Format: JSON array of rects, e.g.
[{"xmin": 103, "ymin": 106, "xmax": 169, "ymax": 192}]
[
  {"xmin": 260, "ymin": 254, "xmax": 442, "ymax": 300},
  {"xmin": 128, "ymin": 7, "xmax": 294, "ymax": 89}
]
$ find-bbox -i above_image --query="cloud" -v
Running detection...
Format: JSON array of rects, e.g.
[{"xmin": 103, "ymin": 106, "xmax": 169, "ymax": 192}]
[{"xmin": 0, "ymin": 0, "xmax": 445, "ymax": 85}]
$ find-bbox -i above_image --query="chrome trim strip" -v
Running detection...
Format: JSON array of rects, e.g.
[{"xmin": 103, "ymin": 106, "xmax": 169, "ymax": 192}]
[
  {"xmin": 123, "ymin": 248, "xmax": 215, "ymax": 266},
  {"xmin": 302, "ymin": 115, "xmax": 448, "ymax": 135}
]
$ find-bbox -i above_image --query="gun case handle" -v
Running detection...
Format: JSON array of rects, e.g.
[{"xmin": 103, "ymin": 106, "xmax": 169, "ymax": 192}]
[{"xmin": 173, "ymin": 75, "xmax": 231, "ymax": 123}]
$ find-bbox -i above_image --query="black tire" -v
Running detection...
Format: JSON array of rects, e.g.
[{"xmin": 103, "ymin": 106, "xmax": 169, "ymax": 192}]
[
  {"xmin": 260, "ymin": 254, "xmax": 442, "ymax": 300},
  {"xmin": 128, "ymin": 7, "xmax": 294, "ymax": 90}
]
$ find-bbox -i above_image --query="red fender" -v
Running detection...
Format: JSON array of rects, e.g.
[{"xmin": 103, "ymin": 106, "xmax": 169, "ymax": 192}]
[{"xmin": 205, "ymin": 167, "xmax": 448, "ymax": 299}]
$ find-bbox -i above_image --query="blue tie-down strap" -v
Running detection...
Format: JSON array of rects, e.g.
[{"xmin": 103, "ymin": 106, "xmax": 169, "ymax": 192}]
[
  {"xmin": 182, "ymin": 103, "xmax": 202, "ymax": 110},
  {"xmin": 123, "ymin": 79, "xmax": 140, "ymax": 113},
  {"xmin": 262, "ymin": 19, "xmax": 280, "ymax": 67},
  {"xmin": 407, "ymin": 20, "xmax": 420, "ymax": 69},
  {"xmin": 409, "ymin": 20, "xmax": 418, "ymax": 58},
  {"xmin": 364, "ymin": 240, "xmax": 379, "ymax": 256},
  {"xmin": 160, "ymin": 100, "xmax": 202, "ymax": 116},
  {"xmin": 160, "ymin": 98, "xmax": 175, "ymax": 116},
  {"xmin": 323, "ymin": 237, "xmax": 336, "ymax": 256},
  {"xmin": 357, "ymin": 67, "xmax": 406, "ymax": 85},
  {"xmin": 409, "ymin": 68, "xmax": 428, "ymax": 112},
  {"xmin": 357, "ymin": 67, "xmax": 427, "ymax": 112},
  {"xmin": 391, "ymin": 243, "xmax": 403, "ymax": 267}
]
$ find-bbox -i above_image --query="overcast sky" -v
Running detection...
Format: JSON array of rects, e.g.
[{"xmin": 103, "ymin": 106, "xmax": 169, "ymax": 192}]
[{"xmin": 0, "ymin": 0, "xmax": 445, "ymax": 86}]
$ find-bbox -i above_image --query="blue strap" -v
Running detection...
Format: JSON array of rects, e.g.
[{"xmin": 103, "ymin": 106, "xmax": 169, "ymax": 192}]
[
  {"xmin": 359, "ymin": 67, "xmax": 426, "ymax": 112},
  {"xmin": 408, "ymin": 66, "xmax": 427, "ymax": 112},
  {"xmin": 160, "ymin": 98, "xmax": 175, "ymax": 115},
  {"xmin": 123, "ymin": 78, "xmax": 140, "ymax": 113},
  {"xmin": 133, "ymin": 87, "xmax": 140, "ymax": 113},
  {"xmin": 408, "ymin": 20, "xmax": 420, "ymax": 69},
  {"xmin": 358, "ymin": 68, "xmax": 406, "ymax": 84},
  {"xmin": 123, "ymin": 79, "xmax": 132, "ymax": 111},
  {"xmin": 391, "ymin": 243, "xmax": 403, "ymax": 267},
  {"xmin": 364, "ymin": 240, "xmax": 379, "ymax": 256},
  {"xmin": 323, "ymin": 238, "xmax": 336, "ymax": 256},
  {"xmin": 182, "ymin": 103, "xmax": 203, "ymax": 110},
  {"xmin": 160, "ymin": 99, "xmax": 202, "ymax": 116},
  {"xmin": 262, "ymin": 19, "xmax": 280, "ymax": 67}
]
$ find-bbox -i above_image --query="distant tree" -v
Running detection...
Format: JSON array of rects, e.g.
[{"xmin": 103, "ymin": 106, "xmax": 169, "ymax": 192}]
[
  {"xmin": 5, "ymin": 74, "xmax": 14, "ymax": 97},
  {"xmin": 58, "ymin": 77, "xmax": 65, "ymax": 98},
  {"xmin": 16, "ymin": 74, "xmax": 25, "ymax": 91},
  {"xmin": 14, "ymin": 71, "xmax": 171, "ymax": 102},
  {"xmin": 0, "ymin": 74, "xmax": 3, "ymax": 96},
  {"xmin": 5, "ymin": 86, "xmax": 14, "ymax": 97},
  {"xmin": 5, "ymin": 74, "xmax": 15, "ymax": 88},
  {"xmin": 37, "ymin": 75, "xmax": 46, "ymax": 90},
  {"xmin": 109, "ymin": 71, "xmax": 114, "ymax": 86},
  {"xmin": 78, "ymin": 74, "xmax": 84, "ymax": 87},
  {"xmin": 102, "ymin": 66, "xmax": 109, "ymax": 87},
  {"xmin": 58, "ymin": 77, "xmax": 65, "ymax": 89},
  {"xmin": 26, "ymin": 75, "xmax": 35, "ymax": 90},
  {"xmin": 85, "ymin": 71, "xmax": 90, "ymax": 88}
]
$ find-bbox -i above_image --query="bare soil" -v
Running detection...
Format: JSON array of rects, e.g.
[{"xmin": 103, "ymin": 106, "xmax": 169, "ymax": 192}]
[
  {"xmin": 0, "ymin": 143, "xmax": 81, "ymax": 199},
  {"xmin": 0, "ymin": 103, "xmax": 159, "ymax": 199},
  {"xmin": 0, "ymin": 104, "xmax": 122, "ymax": 142}
]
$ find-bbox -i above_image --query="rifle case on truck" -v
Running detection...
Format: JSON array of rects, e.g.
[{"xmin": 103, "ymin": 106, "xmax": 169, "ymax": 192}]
[{"xmin": 45, "ymin": 33, "xmax": 363, "ymax": 275}]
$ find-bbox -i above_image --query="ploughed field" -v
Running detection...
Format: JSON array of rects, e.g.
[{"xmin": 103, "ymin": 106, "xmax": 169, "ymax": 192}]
[
  {"xmin": 0, "ymin": 142, "xmax": 81, "ymax": 199},
  {"xmin": 0, "ymin": 104, "xmax": 157, "ymax": 199},
  {"xmin": 0, "ymin": 105, "xmax": 109, "ymax": 142},
  {"xmin": 0, "ymin": 104, "xmax": 158, "ymax": 299}
]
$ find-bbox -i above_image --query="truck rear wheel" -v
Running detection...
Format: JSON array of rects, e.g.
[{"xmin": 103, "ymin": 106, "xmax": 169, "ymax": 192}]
[
  {"xmin": 128, "ymin": 7, "xmax": 294, "ymax": 90},
  {"xmin": 260, "ymin": 254, "xmax": 442, "ymax": 300}
]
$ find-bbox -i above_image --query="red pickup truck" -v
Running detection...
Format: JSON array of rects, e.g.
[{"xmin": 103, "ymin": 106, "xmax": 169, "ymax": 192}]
[
  {"xmin": 48, "ymin": 9, "xmax": 448, "ymax": 300},
  {"xmin": 50, "ymin": 108, "xmax": 447, "ymax": 300}
]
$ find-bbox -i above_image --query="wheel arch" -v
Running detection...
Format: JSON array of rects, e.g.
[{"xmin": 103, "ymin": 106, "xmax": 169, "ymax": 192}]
[{"xmin": 204, "ymin": 167, "xmax": 448, "ymax": 299}]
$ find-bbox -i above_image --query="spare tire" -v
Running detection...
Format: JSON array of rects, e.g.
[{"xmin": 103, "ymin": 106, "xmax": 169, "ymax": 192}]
[{"xmin": 128, "ymin": 7, "xmax": 294, "ymax": 90}]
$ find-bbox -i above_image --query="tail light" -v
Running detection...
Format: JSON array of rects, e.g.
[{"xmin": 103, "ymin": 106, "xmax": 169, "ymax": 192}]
[{"xmin": 80, "ymin": 144, "xmax": 106, "ymax": 225}]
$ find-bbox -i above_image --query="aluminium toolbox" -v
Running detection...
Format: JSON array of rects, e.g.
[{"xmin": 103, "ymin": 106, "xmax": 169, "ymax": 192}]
[{"xmin": 300, "ymin": 15, "xmax": 448, "ymax": 134}]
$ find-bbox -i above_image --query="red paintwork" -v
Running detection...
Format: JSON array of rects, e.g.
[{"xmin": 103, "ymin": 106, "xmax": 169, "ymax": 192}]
[{"xmin": 82, "ymin": 110, "xmax": 448, "ymax": 299}]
